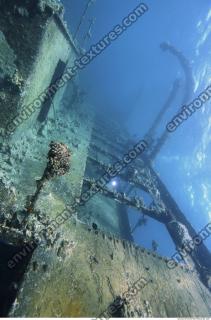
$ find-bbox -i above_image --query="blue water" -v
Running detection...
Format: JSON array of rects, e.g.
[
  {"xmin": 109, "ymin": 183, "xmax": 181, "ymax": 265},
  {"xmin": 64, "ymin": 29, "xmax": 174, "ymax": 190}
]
[{"xmin": 62, "ymin": 0, "xmax": 211, "ymax": 256}]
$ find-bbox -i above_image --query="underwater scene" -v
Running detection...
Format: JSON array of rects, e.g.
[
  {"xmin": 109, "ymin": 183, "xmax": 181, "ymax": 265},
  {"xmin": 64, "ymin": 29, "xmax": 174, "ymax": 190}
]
[{"xmin": 0, "ymin": 0, "xmax": 211, "ymax": 318}]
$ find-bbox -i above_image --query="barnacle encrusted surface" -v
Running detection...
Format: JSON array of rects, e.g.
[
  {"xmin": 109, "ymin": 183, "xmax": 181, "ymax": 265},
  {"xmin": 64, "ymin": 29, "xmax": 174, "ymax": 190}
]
[
  {"xmin": 38, "ymin": 0, "xmax": 64, "ymax": 15},
  {"xmin": 45, "ymin": 141, "xmax": 71, "ymax": 179},
  {"xmin": 168, "ymin": 220, "xmax": 193, "ymax": 247},
  {"xmin": 25, "ymin": 141, "xmax": 71, "ymax": 213}
]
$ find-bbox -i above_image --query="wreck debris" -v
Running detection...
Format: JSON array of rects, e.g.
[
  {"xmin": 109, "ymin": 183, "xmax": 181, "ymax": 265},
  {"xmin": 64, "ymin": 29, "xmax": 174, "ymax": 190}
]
[
  {"xmin": 145, "ymin": 79, "xmax": 181, "ymax": 158},
  {"xmin": 167, "ymin": 220, "xmax": 194, "ymax": 249},
  {"xmin": 92, "ymin": 222, "xmax": 98, "ymax": 230},
  {"xmin": 149, "ymin": 43, "xmax": 195, "ymax": 160},
  {"xmin": 73, "ymin": 0, "xmax": 96, "ymax": 40},
  {"xmin": 86, "ymin": 114, "xmax": 211, "ymax": 291},
  {"xmin": 106, "ymin": 295, "xmax": 127, "ymax": 317},
  {"xmin": 131, "ymin": 215, "xmax": 148, "ymax": 234},
  {"xmin": 201, "ymin": 269, "xmax": 211, "ymax": 291},
  {"xmin": 26, "ymin": 141, "xmax": 71, "ymax": 213},
  {"xmin": 83, "ymin": 177, "xmax": 166, "ymax": 222},
  {"xmin": 146, "ymin": 79, "xmax": 181, "ymax": 138},
  {"xmin": 0, "ymin": 224, "xmax": 30, "ymax": 246},
  {"xmin": 38, "ymin": 0, "xmax": 64, "ymax": 16},
  {"xmin": 82, "ymin": 17, "xmax": 96, "ymax": 47},
  {"xmin": 9, "ymin": 69, "xmax": 24, "ymax": 91},
  {"xmin": 45, "ymin": 141, "xmax": 71, "ymax": 178},
  {"xmin": 160, "ymin": 42, "xmax": 195, "ymax": 105},
  {"xmin": 152, "ymin": 240, "xmax": 159, "ymax": 252}
]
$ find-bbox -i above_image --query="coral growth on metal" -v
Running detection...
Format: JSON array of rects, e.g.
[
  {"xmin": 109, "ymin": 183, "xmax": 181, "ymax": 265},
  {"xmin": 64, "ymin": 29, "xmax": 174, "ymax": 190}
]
[{"xmin": 46, "ymin": 141, "xmax": 71, "ymax": 179}]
